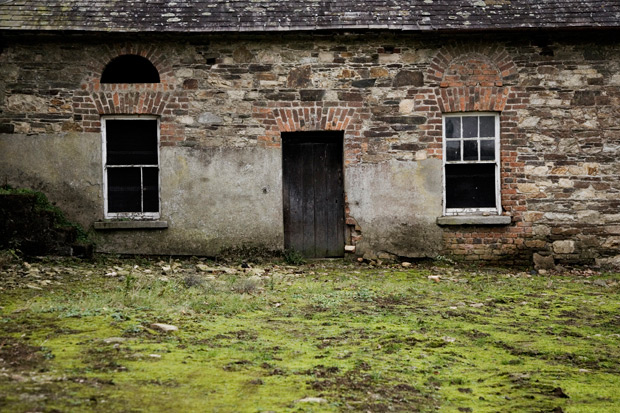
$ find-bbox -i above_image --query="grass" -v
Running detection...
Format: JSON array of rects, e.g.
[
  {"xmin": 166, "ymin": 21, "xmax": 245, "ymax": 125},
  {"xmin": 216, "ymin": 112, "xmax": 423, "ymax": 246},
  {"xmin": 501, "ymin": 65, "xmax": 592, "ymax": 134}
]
[{"xmin": 0, "ymin": 256, "xmax": 618, "ymax": 412}]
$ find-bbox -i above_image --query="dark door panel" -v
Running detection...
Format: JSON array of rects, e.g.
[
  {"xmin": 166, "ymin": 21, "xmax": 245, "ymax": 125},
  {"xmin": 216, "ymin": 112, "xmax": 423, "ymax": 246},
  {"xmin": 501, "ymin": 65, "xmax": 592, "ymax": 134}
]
[{"xmin": 282, "ymin": 132, "xmax": 344, "ymax": 258}]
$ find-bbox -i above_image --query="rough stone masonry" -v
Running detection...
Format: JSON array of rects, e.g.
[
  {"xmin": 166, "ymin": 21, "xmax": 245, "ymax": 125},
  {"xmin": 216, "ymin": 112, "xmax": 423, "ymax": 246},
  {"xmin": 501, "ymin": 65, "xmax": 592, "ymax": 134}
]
[{"xmin": 0, "ymin": 29, "xmax": 619, "ymax": 267}]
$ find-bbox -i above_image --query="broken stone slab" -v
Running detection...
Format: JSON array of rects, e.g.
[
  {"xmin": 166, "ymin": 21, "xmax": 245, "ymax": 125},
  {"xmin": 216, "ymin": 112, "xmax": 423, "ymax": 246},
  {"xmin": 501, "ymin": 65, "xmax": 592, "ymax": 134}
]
[
  {"xmin": 533, "ymin": 253, "xmax": 556, "ymax": 270},
  {"xmin": 103, "ymin": 337, "xmax": 128, "ymax": 344},
  {"xmin": 150, "ymin": 323, "xmax": 178, "ymax": 332},
  {"xmin": 297, "ymin": 397, "xmax": 327, "ymax": 404},
  {"xmin": 592, "ymin": 279, "xmax": 608, "ymax": 287},
  {"xmin": 196, "ymin": 264, "xmax": 218, "ymax": 272}
]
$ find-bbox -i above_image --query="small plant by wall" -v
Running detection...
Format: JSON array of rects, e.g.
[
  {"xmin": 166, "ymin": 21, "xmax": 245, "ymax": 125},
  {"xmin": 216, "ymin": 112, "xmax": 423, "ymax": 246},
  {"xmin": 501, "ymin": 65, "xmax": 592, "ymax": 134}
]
[{"xmin": 0, "ymin": 186, "xmax": 92, "ymax": 257}]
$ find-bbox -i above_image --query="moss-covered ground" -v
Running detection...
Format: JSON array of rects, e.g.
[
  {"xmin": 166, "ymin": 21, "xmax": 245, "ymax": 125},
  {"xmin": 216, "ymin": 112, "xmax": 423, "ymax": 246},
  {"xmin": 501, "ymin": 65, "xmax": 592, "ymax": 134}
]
[{"xmin": 0, "ymin": 255, "xmax": 618, "ymax": 412}]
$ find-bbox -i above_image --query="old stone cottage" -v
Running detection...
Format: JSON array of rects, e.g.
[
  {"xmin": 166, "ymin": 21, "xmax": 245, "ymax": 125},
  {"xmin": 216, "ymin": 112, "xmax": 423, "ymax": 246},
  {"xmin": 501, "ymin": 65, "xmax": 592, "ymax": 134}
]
[{"xmin": 0, "ymin": 1, "xmax": 619, "ymax": 266}]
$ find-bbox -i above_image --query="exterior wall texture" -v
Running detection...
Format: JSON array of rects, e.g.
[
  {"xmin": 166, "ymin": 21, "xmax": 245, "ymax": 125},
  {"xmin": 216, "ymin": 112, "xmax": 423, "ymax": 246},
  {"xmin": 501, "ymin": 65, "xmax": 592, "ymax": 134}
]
[{"xmin": 0, "ymin": 31, "xmax": 618, "ymax": 266}]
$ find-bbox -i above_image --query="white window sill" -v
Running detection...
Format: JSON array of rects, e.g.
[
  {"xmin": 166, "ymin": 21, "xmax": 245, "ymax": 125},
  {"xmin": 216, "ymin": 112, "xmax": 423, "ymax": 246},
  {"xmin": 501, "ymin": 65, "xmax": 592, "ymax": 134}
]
[
  {"xmin": 436, "ymin": 216, "xmax": 511, "ymax": 226},
  {"xmin": 94, "ymin": 220, "xmax": 168, "ymax": 230}
]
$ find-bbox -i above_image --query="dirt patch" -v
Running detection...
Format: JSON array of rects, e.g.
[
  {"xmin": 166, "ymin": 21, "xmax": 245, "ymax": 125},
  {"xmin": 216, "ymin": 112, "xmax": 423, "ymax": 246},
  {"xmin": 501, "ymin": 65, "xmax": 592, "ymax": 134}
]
[
  {"xmin": 307, "ymin": 364, "xmax": 438, "ymax": 412},
  {"xmin": 0, "ymin": 337, "xmax": 46, "ymax": 370}
]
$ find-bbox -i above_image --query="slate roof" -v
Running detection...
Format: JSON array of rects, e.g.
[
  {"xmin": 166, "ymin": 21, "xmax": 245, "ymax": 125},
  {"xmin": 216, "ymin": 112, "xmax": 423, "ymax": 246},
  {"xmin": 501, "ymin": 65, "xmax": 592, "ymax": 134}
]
[{"xmin": 0, "ymin": 0, "xmax": 618, "ymax": 33}]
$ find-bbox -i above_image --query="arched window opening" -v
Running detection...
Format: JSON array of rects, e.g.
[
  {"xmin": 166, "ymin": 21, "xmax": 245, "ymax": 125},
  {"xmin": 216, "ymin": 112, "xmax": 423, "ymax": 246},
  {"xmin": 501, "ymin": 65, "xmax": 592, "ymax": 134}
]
[{"xmin": 100, "ymin": 55, "xmax": 160, "ymax": 84}]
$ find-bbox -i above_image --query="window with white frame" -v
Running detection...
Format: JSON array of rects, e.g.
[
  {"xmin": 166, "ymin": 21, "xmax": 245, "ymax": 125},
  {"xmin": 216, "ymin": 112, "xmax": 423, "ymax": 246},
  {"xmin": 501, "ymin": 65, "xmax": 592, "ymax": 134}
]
[
  {"xmin": 102, "ymin": 117, "xmax": 160, "ymax": 219},
  {"xmin": 443, "ymin": 113, "xmax": 500, "ymax": 215}
]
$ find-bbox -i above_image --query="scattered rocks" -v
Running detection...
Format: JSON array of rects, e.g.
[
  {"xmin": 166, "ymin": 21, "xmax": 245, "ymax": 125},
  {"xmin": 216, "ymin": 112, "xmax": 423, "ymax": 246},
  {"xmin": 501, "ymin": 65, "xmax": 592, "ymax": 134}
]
[
  {"xmin": 103, "ymin": 337, "xmax": 127, "ymax": 344},
  {"xmin": 196, "ymin": 264, "xmax": 217, "ymax": 272},
  {"xmin": 150, "ymin": 323, "xmax": 178, "ymax": 332},
  {"xmin": 297, "ymin": 397, "xmax": 327, "ymax": 404}
]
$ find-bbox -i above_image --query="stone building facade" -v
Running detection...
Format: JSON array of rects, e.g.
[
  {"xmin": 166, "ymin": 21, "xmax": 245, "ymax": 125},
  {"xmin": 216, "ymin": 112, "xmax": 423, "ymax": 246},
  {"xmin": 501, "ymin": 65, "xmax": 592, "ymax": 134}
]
[{"xmin": 1, "ymin": 1, "xmax": 619, "ymax": 266}]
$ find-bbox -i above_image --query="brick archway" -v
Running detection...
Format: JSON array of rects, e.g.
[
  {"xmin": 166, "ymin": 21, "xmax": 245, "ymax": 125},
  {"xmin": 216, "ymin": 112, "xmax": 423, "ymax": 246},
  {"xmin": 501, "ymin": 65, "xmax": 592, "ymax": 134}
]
[
  {"xmin": 72, "ymin": 44, "xmax": 186, "ymax": 145},
  {"xmin": 252, "ymin": 102, "xmax": 367, "ymax": 165},
  {"xmin": 427, "ymin": 44, "xmax": 519, "ymax": 113}
]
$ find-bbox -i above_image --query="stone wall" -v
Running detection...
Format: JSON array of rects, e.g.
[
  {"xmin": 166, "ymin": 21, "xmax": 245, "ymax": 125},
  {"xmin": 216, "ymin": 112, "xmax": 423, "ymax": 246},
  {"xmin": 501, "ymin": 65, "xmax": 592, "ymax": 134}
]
[{"xmin": 0, "ymin": 31, "xmax": 618, "ymax": 266}]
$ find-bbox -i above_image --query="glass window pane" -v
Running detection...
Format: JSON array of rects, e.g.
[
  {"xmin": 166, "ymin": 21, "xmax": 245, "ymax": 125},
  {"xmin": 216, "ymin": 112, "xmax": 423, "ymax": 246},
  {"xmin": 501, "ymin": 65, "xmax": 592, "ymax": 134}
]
[
  {"xmin": 106, "ymin": 120, "xmax": 158, "ymax": 165},
  {"xmin": 445, "ymin": 117, "xmax": 461, "ymax": 139},
  {"xmin": 445, "ymin": 164, "xmax": 496, "ymax": 208},
  {"xmin": 480, "ymin": 116, "xmax": 495, "ymax": 138},
  {"xmin": 143, "ymin": 167, "xmax": 159, "ymax": 213},
  {"xmin": 108, "ymin": 167, "xmax": 141, "ymax": 212},
  {"xmin": 462, "ymin": 116, "xmax": 478, "ymax": 138},
  {"xmin": 463, "ymin": 140, "xmax": 478, "ymax": 161},
  {"xmin": 446, "ymin": 140, "xmax": 461, "ymax": 161},
  {"xmin": 480, "ymin": 140, "xmax": 495, "ymax": 160}
]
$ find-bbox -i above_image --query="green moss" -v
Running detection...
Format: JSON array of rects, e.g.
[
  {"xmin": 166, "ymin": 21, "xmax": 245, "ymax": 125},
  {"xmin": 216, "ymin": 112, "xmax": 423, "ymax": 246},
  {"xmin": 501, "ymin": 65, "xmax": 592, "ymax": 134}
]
[{"xmin": 0, "ymin": 258, "xmax": 618, "ymax": 412}]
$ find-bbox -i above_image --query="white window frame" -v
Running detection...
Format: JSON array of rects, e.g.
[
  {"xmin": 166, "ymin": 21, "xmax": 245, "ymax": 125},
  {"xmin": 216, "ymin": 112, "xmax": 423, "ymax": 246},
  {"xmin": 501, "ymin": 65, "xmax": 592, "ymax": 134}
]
[
  {"xmin": 102, "ymin": 115, "xmax": 161, "ymax": 220},
  {"xmin": 442, "ymin": 112, "xmax": 501, "ymax": 216}
]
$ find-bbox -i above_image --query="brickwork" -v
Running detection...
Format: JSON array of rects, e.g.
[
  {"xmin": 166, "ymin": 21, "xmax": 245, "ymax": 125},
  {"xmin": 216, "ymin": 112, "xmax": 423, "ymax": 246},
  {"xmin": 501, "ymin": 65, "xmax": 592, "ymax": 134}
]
[
  {"xmin": 1, "ymin": 32, "xmax": 619, "ymax": 265},
  {"xmin": 72, "ymin": 44, "xmax": 187, "ymax": 145},
  {"xmin": 423, "ymin": 44, "xmax": 532, "ymax": 263}
]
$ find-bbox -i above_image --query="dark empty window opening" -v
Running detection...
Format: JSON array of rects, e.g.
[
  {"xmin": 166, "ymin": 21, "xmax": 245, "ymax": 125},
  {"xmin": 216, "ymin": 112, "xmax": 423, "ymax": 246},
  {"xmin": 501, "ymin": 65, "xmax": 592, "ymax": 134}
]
[
  {"xmin": 100, "ymin": 55, "xmax": 160, "ymax": 84},
  {"xmin": 103, "ymin": 118, "xmax": 160, "ymax": 218},
  {"xmin": 443, "ymin": 113, "xmax": 500, "ymax": 215}
]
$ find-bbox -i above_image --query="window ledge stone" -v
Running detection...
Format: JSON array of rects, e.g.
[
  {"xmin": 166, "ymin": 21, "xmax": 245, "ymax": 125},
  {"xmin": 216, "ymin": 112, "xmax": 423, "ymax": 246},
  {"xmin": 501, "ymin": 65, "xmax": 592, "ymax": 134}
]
[
  {"xmin": 436, "ymin": 216, "xmax": 511, "ymax": 226},
  {"xmin": 94, "ymin": 220, "xmax": 168, "ymax": 230}
]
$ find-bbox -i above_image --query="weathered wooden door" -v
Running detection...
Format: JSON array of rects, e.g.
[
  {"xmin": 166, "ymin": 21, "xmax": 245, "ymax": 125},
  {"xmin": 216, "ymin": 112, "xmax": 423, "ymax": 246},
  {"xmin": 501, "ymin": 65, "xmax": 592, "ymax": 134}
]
[{"xmin": 282, "ymin": 131, "xmax": 344, "ymax": 258}]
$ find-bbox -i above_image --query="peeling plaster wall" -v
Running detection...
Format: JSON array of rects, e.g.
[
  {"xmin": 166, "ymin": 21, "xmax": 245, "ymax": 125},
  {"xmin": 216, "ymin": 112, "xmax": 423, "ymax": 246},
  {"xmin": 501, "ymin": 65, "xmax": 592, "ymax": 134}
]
[
  {"xmin": 94, "ymin": 146, "xmax": 284, "ymax": 255},
  {"xmin": 346, "ymin": 158, "xmax": 443, "ymax": 258},
  {"xmin": 0, "ymin": 132, "xmax": 102, "ymax": 227}
]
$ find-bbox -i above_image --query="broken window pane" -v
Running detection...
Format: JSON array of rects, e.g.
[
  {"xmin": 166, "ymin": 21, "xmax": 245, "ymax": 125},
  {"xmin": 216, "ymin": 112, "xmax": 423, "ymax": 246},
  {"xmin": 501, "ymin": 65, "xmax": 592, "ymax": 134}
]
[
  {"xmin": 108, "ymin": 167, "xmax": 142, "ymax": 212},
  {"xmin": 106, "ymin": 120, "xmax": 158, "ymax": 165},
  {"xmin": 143, "ymin": 167, "xmax": 159, "ymax": 212},
  {"xmin": 480, "ymin": 139, "xmax": 495, "ymax": 160},
  {"xmin": 446, "ymin": 140, "xmax": 461, "ymax": 161},
  {"xmin": 480, "ymin": 116, "xmax": 495, "ymax": 137},
  {"xmin": 445, "ymin": 164, "xmax": 496, "ymax": 208},
  {"xmin": 463, "ymin": 140, "xmax": 478, "ymax": 161},
  {"xmin": 104, "ymin": 118, "xmax": 160, "ymax": 216},
  {"xmin": 462, "ymin": 116, "xmax": 478, "ymax": 138},
  {"xmin": 445, "ymin": 117, "xmax": 461, "ymax": 139}
]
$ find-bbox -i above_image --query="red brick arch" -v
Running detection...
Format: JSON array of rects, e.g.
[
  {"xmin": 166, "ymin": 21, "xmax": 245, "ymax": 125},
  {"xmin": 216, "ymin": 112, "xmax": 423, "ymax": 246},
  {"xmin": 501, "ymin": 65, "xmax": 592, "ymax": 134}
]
[
  {"xmin": 72, "ymin": 44, "xmax": 186, "ymax": 145},
  {"xmin": 252, "ymin": 102, "xmax": 367, "ymax": 165},
  {"xmin": 428, "ymin": 44, "xmax": 518, "ymax": 87},
  {"xmin": 428, "ymin": 44, "xmax": 518, "ymax": 113}
]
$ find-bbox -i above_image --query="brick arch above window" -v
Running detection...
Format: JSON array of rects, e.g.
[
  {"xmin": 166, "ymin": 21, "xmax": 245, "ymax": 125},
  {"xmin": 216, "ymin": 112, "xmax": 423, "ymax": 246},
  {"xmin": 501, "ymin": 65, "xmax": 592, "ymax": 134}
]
[
  {"xmin": 80, "ymin": 44, "xmax": 176, "ymax": 93},
  {"xmin": 72, "ymin": 45, "xmax": 185, "ymax": 144},
  {"xmin": 437, "ymin": 86, "xmax": 511, "ymax": 113},
  {"xmin": 441, "ymin": 53, "xmax": 503, "ymax": 88},
  {"xmin": 427, "ymin": 44, "xmax": 519, "ymax": 88},
  {"xmin": 101, "ymin": 55, "xmax": 161, "ymax": 84}
]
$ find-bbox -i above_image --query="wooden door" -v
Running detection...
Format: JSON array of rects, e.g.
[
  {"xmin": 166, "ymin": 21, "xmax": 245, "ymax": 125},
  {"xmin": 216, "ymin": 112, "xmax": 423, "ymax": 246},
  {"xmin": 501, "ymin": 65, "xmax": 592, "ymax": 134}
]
[{"xmin": 282, "ymin": 132, "xmax": 344, "ymax": 258}]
